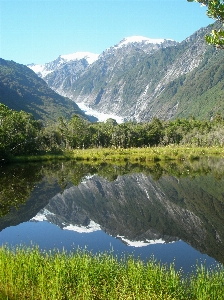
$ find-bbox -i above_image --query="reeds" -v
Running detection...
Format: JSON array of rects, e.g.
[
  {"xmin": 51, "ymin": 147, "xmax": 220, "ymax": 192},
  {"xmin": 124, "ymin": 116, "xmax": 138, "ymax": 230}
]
[{"xmin": 0, "ymin": 246, "xmax": 223, "ymax": 299}]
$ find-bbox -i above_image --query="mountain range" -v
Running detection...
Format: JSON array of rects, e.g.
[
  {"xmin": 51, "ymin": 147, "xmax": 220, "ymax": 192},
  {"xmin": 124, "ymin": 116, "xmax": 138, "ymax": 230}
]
[
  {"xmin": 0, "ymin": 22, "xmax": 223, "ymax": 123},
  {"xmin": 28, "ymin": 21, "xmax": 224, "ymax": 122}
]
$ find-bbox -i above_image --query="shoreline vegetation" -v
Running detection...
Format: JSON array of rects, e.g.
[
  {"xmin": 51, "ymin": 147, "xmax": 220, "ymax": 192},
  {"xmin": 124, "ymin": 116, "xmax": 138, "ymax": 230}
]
[
  {"xmin": 1, "ymin": 103, "xmax": 224, "ymax": 162},
  {"xmin": 8, "ymin": 146, "xmax": 224, "ymax": 163},
  {"xmin": 0, "ymin": 246, "xmax": 223, "ymax": 300}
]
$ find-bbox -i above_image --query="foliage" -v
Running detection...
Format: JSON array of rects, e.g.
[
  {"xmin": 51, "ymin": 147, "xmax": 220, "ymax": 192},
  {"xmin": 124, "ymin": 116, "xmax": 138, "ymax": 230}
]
[
  {"xmin": 188, "ymin": 0, "xmax": 224, "ymax": 48},
  {"xmin": 0, "ymin": 104, "xmax": 42, "ymax": 159}
]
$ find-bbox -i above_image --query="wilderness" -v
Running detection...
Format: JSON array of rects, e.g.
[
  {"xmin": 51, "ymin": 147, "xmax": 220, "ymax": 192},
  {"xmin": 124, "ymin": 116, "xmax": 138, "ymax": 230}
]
[{"xmin": 1, "ymin": 1, "xmax": 224, "ymax": 299}]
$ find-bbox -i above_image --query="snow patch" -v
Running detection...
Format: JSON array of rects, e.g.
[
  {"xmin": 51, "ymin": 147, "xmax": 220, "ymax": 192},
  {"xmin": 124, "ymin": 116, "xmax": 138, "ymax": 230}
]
[
  {"xmin": 142, "ymin": 84, "xmax": 149, "ymax": 97},
  {"xmin": 117, "ymin": 36, "xmax": 168, "ymax": 48},
  {"xmin": 76, "ymin": 101, "xmax": 124, "ymax": 124},
  {"xmin": 28, "ymin": 64, "xmax": 53, "ymax": 77},
  {"xmin": 81, "ymin": 174, "xmax": 96, "ymax": 184},
  {"xmin": 63, "ymin": 220, "xmax": 101, "ymax": 233},
  {"xmin": 144, "ymin": 189, "xmax": 150, "ymax": 200},
  {"xmin": 28, "ymin": 52, "xmax": 99, "ymax": 78},
  {"xmin": 30, "ymin": 209, "xmax": 54, "ymax": 222},
  {"xmin": 31, "ymin": 209, "xmax": 101, "ymax": 233},
  {"xmin": 117, "ymin": 235, "xmax": 165, "ymax": 247},
  {"xmin": 60, "ymin": 52, "xmax": 99, "ymax": 64}
]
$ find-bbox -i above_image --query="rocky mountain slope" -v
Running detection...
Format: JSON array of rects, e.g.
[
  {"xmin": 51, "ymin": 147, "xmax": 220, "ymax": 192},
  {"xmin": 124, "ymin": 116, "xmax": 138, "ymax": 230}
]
[
  {"xmin": 0, "ymin": 58, "xmax": 91, "ymax": 123},
  {"xmin": 28, "ymin": 52, "xmax": 99, "ymax": 99},
  {"xmin": 30, "ymin": 22, "xmax": 224, "ymax": 122}
]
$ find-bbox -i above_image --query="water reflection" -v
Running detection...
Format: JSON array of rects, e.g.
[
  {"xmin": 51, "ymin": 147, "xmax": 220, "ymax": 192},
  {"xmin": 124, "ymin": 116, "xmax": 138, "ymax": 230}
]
[{"xmin": 0, "ymin": 158, "xmax": 224, "ymax": 269}]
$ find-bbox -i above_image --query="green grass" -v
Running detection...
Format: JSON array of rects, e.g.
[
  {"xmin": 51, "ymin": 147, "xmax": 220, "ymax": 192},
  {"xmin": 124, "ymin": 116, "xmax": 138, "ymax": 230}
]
[
  {"xmin": 0, "ymin": 246, "xmax": 223, "ymax": 299},
  {"xmin": 71, "ymin": 146, "xmax": 224, "ymax": 163},
  {"xmin": 9, "ymin": 146, "xmax": 224, "ymax": 163}
]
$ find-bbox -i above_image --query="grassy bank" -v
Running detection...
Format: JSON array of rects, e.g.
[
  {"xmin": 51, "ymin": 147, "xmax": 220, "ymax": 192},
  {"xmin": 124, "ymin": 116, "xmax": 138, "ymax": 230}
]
[
  {"xmin": 10, "ymin": 146, "xmax": 224, "ymax": 163},
  {"xmin": 0, "ymin": 246, "xmax": 223, "ymax": 300}
]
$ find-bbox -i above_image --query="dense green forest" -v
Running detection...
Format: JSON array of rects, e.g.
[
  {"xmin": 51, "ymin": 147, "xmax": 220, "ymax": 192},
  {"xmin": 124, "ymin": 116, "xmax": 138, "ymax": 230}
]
[{"xmin": 1, "ymin": 103, "xmax": 224, "ymax": 160}]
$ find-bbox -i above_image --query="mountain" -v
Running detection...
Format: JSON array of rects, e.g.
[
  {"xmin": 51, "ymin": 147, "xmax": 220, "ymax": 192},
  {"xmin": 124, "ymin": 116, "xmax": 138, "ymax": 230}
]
[
  {"xmin": 70, "ymin": 24, "xmax": 224, "ymax": 121},
  {"xmin": 0, "ymin": 58, "xmax": 91, "ymax": 123},
  {"xmin": 28, "ymin": 52, "xmax": 99, "ymax": 98},
  {"xmin": 28, "ymin": 37, "xmax": 177, "ymax": 121},
  {"xmin": 30, "ymin": 22, "xmax": 224, "ymax": 122}
]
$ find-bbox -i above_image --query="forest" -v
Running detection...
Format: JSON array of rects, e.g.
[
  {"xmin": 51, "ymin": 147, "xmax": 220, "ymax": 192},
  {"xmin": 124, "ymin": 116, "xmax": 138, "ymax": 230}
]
[{"xmin": 1, "ymin": 103, "xmax": 224, "ymax": 160}]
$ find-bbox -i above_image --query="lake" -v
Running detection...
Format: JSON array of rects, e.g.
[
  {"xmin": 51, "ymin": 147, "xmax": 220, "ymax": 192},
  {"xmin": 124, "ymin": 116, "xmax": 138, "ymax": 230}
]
[{"xmin": 1, "ymin": 157, "xmax": 224, "ymax": 274}]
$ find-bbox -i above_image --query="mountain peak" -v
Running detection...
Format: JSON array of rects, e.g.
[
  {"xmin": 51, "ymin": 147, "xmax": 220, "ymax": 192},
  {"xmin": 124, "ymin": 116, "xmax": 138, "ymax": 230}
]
[
  {"xmin": 28, "ymin": 52, "xmax": 99, "ymax": 79},
  {"xmin": 116, "ymin": 36, "xmax": 171, "ymax": 48},
  {"xmin": 60, "ymin": 52, "xmax": 99, "ymax": 64}
]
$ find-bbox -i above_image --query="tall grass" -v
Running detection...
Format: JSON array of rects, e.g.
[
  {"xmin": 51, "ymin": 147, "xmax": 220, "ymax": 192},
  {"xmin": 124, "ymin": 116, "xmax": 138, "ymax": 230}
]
[
  {"xmin": 10, "ymin": 146, "xmax": 224, "ymax": 164},
  {"xmin": 71, "ymin": 146, "xmax": 224, "ymax": 163},
  {"xmin": 0, "ymin": 246, "xmax": 223, "ymax": 299}
]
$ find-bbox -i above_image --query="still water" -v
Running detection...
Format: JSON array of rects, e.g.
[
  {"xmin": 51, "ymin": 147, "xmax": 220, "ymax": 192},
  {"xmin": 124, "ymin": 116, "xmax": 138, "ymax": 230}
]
[{"xmin": 1, "ymin": 158, "xmax": 224, "ymax": 273}]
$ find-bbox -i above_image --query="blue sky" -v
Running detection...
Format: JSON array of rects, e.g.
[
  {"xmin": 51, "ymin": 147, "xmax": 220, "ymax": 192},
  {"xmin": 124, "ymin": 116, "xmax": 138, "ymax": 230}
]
[{"xmin": 0, "ymin": 0, "xmax": 212, "ymax": 65}]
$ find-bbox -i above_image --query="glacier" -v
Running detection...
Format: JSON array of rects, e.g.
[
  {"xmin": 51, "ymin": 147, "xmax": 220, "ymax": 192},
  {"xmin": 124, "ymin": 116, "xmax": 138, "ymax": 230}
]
[{"xmin": 77, "ymin": 101, "xmax": 125, "ymax": 123}]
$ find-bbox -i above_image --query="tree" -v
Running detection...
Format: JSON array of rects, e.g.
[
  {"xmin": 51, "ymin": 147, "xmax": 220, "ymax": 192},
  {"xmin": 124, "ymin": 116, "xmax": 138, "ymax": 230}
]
[
  {"xmin": 0, "ymin": 104, "xmax": 42, "ymax": 158},
  {"xmin": 188, "ymin": 0, "xmax": 224, "ymax": 48},
  {"xmin": 67, "ymin": 115, "xmax": 89, "ymax": 149}
]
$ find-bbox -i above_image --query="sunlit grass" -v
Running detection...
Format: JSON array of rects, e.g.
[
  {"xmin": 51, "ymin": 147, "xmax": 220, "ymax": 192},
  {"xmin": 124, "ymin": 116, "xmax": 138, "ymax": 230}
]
[
  {"xmin": 10, "ymin": 146, "xmax": 224, "ymax": 163},
  {"xmin": 0, "ymin": 246, "xmax": 223, "ymax": 299},
  {"xmin": 70, "ymin": 146, "xmax": 224, "ymax": 163}
]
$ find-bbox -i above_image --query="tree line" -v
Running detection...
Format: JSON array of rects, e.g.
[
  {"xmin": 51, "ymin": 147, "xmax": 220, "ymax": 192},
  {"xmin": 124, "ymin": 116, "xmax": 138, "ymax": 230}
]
[{"xmin": 1, "ymin": 103, "xmax": 224, "ymax": 159}]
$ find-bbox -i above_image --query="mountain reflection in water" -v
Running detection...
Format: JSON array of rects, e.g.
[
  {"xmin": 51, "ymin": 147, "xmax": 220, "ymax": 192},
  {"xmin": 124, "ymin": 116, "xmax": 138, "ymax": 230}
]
[{"xmin": 0, "ymin": 158, "xmax": 224, "ymax": 271}]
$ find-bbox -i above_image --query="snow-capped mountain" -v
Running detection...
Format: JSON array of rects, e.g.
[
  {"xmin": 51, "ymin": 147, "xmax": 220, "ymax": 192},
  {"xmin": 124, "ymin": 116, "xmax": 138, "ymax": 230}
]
[
  {"xmin": 27, "ymin": 52, "xmax": 99, "ymax": 98},
  {"xmin": 27, "ymin": 36, "xmax": 172, "ymax": 89},
  {"xmin": 29, "ymin": 23, "xmax": 224, "ymax": 122},
  {"xmin": 114, "ymin": 36, "xmax": 175, "ymax": 50},
  {"xmin": 60, "ymin": 52, "xmax": 99, "ymax": 64},
  {"xmin": 28, "ymin": 52, "xmax": 99, "ymax": 78},
  {"xmin": 99, "ymin": 35, "xmax": 177, "ymax": 59},
  {"xmin": 118, "ymin": 36, "xmax": 167, "ymax": 46},
  {"xmin": 70, "ymin": 24, "xmax": 224, "ymax": 122},
  {"xmin": 29, "ymin": 35, "xmax": 178, "ymax": 119}
]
